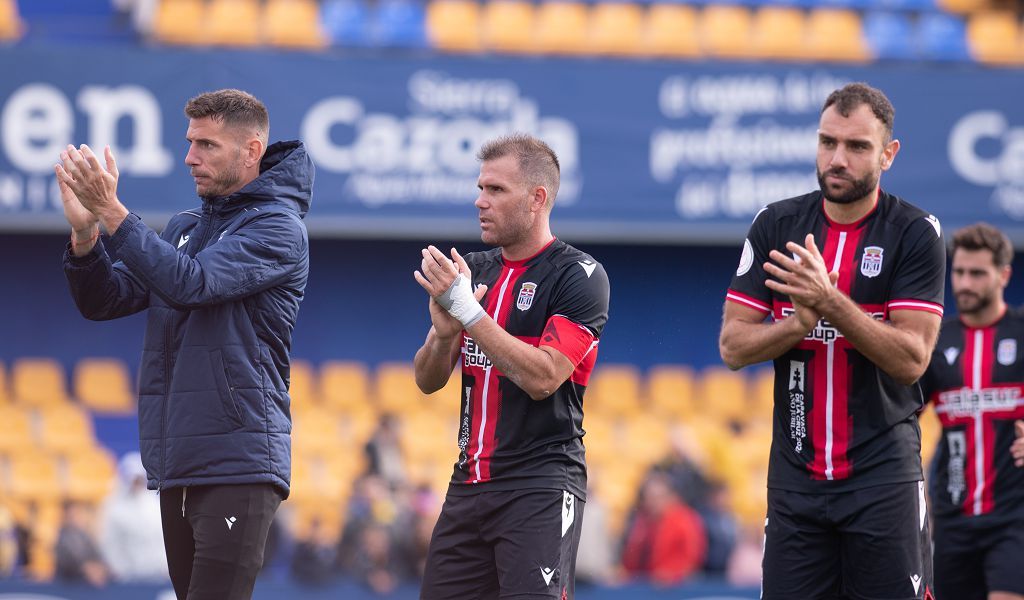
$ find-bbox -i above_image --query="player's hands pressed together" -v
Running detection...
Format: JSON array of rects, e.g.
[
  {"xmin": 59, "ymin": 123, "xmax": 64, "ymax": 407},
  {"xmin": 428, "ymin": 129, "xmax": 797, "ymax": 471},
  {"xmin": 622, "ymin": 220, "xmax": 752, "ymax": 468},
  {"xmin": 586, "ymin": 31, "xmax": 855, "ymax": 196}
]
[
  {"xmin": 765, "ymin": 234, "xmax": 841, "ymax": 313},
  {"xmin": 1012, "ymin": 420, "xmax": 1024, "ymax": 468},
  {"xmin": 55, "ymin": 144, "xmax": 129, "ymax": 234},
  {"xmin": 414, "ymin": 245, "xmax": 487, "ymax": 338}
]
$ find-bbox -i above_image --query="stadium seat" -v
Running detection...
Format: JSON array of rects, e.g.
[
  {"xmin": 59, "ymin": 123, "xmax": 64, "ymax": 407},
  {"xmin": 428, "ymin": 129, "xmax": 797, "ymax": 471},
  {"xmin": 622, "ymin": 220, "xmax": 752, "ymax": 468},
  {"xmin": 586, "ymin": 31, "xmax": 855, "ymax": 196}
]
[
  {"xmin": 937, "ymin": 0, "xmax": 988, "ymax": 15},
  {"xmin": 292, "ymin": 407, "xmax": 344, "ymax": 455},
  {"xmin": 646, "ymin": 364, "xmax": 696, "ymax": 420},
  {"xmin": 916, "ymin": 12, "xmax": 970, "ymax": 60},
  {"xmin": 63, "ymin": 447, "xmax": 116, "ymax": 503},
  {"xmin": 37, "ymin": 404, "xmax": 96, "ymax": 454},
  {"xmin": 288, "ymin": 359, "xmax": 318, "ymax": 412},
  {"xmin": 0, "ymin": 0, "xmax": 24, "ymax": 42},
  {"xmin": 7, "ymin": 453, "xmax": 62, "ymax": 503},
  {"xmin": 641, "ymin": 4, "xmax": 701, "ymax": 58},
  {"xmin": 206, "ymin": 0, "xmax": 262, "ymax": 46},
  {"xmin": 320, "ymin": 360, "xmax": 371, "ymax": 413},
  {"xmin": 152, "ymin": 0, "xmax": 207, "ymax": 45},
  {"xmin": 700, "ymin": 5, "xmax": 755, "ymax": 59},
  {"xmin": 426, "ymin": 0, "xmax": 483, "ymax": 52},
  {"xmin": 0, "ymin": 404, "xmax": 36, "ymax": 452},
  {"xmin": 919, "ymin": 403, "xmax": 941, "ymax": 466},
  {"xmin": 590, "ymin": 2, "xmax": 645, "ymax": 56},
  {"xmin": 321, "ymin": 0, "xmax": 372, "ymax": 46},
  {"xmin": 805, "ymin": 8, "xmax": 870, "ymax": 61},
  {"xmin": 375, "ymin": 362, "xmax": 428, "ymax": 414},
  {"xmin": 751, "ymin": 6, "xmax": 807, "ymax": 60},
  {"xmin": 534, "ymin": 1, "xmax": 590, "ymax": 55},
  {"xmin": 698, "ymin": 366, "xmax": 749, "ymax": 427},
  {"xmin": 967, "ymin": 11, "xmax": 1023, "ymax": 64},
  {"xmin": 749, "ymin": 367, "xmax": 775, "ymax": 421},
  {"xmin": 481, "ymin": 0, "xmax": 535, "ymax": 54},
  {"xmin": 863, "ymin": 10, "xmax": 916, "ymax": 59},
  {"xmin": 12, "ymin": 358, "xmax": 70, "ymax": 408},
  {"xmin": 74, "ymin": 357, "xmax": 134, "ymax": 414},
  {"xmin": 264, "ymin": 0, "xmax": 327, "ymax": 49},
  {"xmin": 374, "ymin": 0, "xmax": 428, "ymax": 47},
  {"xmin": 587, "ymin": 364, "xmax": 642, "ymax": 419}
]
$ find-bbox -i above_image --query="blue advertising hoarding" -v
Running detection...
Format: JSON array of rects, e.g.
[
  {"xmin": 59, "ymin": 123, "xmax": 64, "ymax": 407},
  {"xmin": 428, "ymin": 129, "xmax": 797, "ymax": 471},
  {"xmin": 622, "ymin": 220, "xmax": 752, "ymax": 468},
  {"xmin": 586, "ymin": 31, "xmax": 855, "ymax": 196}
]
[{"xmin": 0, "ymin": 46, "xmax": 1021, "ymax": 243}]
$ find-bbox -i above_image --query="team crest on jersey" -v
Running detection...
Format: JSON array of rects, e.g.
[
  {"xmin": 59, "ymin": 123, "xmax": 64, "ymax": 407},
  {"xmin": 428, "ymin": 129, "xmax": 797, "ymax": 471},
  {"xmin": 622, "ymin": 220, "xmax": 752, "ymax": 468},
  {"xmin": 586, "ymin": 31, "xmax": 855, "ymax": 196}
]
[
  {"xmin": 860, "ymin": 246, "xmax": 884, "ymax": 278},
  {"xmin": 998, "ymin": 338, "xmax": 1017, "ymax": 365},
  {"xmin": 517, "ymin": 282, "xmax": 537, "ymax": 311}
]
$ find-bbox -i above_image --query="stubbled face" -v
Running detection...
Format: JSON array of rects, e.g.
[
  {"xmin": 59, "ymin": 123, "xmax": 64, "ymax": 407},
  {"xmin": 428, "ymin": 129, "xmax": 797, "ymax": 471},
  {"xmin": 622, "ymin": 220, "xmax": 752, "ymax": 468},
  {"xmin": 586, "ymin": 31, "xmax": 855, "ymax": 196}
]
[
  {"xmin": 184, "ymin": 116, "xmax": 246, "ymax": 199},
  {"xmin": 816, "ymin": 104, "xmax": 894, "ymax": 205},
  {"xmin": 475, "ymin": 155, "xmax": 534, "ymax": 248},
  {"xmin": 951, "ymin": 248, "xmax": 1007, "ymax": 316}
]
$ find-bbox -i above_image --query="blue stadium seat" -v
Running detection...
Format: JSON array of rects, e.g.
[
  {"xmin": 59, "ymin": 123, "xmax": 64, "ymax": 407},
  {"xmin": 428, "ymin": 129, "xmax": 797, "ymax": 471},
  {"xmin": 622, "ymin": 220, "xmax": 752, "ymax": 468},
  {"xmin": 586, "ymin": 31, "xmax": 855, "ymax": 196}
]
[
  {"xmin": 863, "ymin": 11, "xmax": 915, "ymax": 59},
  {"xmin": 916, "ymin": 12, "xmax": 970, "ymax": 60},
  {"xmin": 322, "ymin": 0, "xmax": 372, "ymax": 46},
  {"xmin": 375, "ymin": 0, "xmax": 427, "ymax": 48}
]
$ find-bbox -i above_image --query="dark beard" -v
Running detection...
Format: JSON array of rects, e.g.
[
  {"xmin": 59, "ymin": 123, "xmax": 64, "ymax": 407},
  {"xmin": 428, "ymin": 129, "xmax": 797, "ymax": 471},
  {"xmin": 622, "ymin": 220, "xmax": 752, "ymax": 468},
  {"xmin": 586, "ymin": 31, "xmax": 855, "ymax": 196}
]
[
  {"xmin": 817, "ymin": 168, "xmax": 877, "ymax": 205},
  {"xmin": 955, "ymin": 291, "xmax": 992, "ymax": 315}
]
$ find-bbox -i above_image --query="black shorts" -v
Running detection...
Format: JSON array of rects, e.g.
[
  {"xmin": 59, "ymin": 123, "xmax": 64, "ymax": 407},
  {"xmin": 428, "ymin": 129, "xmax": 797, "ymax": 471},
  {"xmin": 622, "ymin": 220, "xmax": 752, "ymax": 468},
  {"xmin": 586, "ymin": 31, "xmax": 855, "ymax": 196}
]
[
  {"xmin": 420, "ymin": 488, "xmax": 585, "ymax": 600},
  {"xmin": 933, "ymin": 512, "xmax": 1024, "ymax": 600},
  {"xmin": 763, "ymin": 481, "xmax": 933, "ymax": 600}
]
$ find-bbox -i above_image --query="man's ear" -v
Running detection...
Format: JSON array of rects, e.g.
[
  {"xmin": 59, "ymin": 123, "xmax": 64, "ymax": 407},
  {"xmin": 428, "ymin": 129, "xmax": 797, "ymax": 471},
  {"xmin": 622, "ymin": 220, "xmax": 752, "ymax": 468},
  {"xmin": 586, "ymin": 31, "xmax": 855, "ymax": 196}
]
[
  {"xmin": 531, "ymin": 186, "xmax": 549, "ymax": 213},
  {"xmin": 245, "ymin": 137, "xmax": 265, "ymax": 168},
  {"xmin": 881, "ymin": 138, "xmax": 900, "ymax": 171}
]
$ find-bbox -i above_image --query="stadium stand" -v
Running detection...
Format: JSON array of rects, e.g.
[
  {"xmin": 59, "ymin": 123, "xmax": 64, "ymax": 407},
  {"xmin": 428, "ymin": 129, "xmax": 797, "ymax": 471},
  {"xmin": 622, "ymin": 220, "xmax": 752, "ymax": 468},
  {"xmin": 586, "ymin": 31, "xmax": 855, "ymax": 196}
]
[
  {"xmin": 533, "ymin": 0, "xmax": 590, "ymax": 55},
  {"xmin": 642, "ymin": 3, "xmax": 701, "ymax": 58},
  {"xmin": 480, "ymin": 0, "xmax": 534, "ymax": 53},
  {"xmin": 12, "ymin": 358, "xmax": 71, "ymax": 408},
  {"xmin": 425, "ymin": 0, "xmax": 482, "ymax": 52},
  {"xmin": 74, "ymin": 358, "xmax": 135, "ymax": 415},
  {"xmin": 152, "ymin": 0, "xmax": 205, "ymax": 45},
  {"xmin": 206, "ymin": 0, "xmax": 262, "ymax": 46},
  {"xmin": 264, "ymin": 0, "xmax": 328, "ymax": 49},
  {"xmin": 966, "ymin": 10, "xmax": 1024, "ymax": 64},
  {"xmin": 0, "ymin": 0, "xmax": 23, "ymax": 41},
  {"xmin": 589, "ymin": 2, "xmax": 645, "ymax": 56}
]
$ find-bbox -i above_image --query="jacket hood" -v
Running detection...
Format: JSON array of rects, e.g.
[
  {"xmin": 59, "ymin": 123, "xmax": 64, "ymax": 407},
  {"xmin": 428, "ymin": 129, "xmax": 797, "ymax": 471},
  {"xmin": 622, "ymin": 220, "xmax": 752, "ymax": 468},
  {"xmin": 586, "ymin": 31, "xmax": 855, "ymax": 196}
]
[{"xmin": 219, "ymin": 140, "xmax": 314, "ymax": 218}]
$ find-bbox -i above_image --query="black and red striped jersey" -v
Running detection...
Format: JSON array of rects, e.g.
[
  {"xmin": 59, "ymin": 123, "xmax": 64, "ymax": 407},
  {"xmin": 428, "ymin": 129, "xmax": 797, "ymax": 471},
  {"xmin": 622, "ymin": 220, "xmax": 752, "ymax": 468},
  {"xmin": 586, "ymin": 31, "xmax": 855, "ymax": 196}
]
[
  {"xmin": 449, "ymin": 238, "xmax": 610, "ymax": 500},
  {"xmin": 920, "ymin": 307, "xmax": 1024, "ymax": 519},
  {"xmin": 726, "ymin": 190, "xmax": 945, "ymax": 493}
]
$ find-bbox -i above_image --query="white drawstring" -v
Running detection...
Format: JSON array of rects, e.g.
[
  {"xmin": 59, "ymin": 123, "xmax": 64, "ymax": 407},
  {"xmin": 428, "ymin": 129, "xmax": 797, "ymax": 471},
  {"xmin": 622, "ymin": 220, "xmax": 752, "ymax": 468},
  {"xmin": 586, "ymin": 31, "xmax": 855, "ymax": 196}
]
[{"xmin": 181, "ymin": 487, "xmax": 188, "ymax": 517}]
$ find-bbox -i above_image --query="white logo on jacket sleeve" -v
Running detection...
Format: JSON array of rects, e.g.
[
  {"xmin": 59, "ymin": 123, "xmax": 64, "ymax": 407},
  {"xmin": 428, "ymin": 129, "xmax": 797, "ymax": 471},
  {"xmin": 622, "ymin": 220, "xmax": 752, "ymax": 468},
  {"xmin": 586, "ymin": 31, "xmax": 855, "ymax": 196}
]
[
  {"xmin": 577, "ymin": 260, "xmax": 596, "ymax": 278},
  {"xmin": 517, "ymin": 282, "xmax": 537, "ymax": 311},
  {"xmin": 736, "ymin": 239, "xmax": 754, "ymax": 276},
  {"xmin": 177, "ymin": 234, "xmax": 189, "ymax": 249},
  {"xmin": 998, "ymin": 338, "xmax": 1017, "ymax": 365},
  {"xmin": 860, "ymin": 246, "xmax": 884, "ymax": 278},
  {"xmin": 925, "ymin": 214, "xmax": 941, "ymax": 238}
]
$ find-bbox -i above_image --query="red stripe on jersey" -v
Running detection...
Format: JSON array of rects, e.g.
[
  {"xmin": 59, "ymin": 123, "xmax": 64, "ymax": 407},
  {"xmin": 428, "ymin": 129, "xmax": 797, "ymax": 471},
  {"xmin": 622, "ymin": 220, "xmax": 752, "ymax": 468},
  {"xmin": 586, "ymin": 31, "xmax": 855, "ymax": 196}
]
[
  {"xmin": 726, "ymin": 289, "xmax": 771, "ymax": 314},
  {"xmin": 541, "ymin": 315, "xmax": 596, "ymax": 367},
  {"xmin": 466, "ymin": 264, "xmax": 525, "ymax": 484},
  {"xmin": 571, "ymin": 342, "xmax": 599, "ymax": 386},
  {"xmin": 808, "ymin": 224, "xmax": 864, "ymax": 480},
  {"xmin": 887, "ymin": 299, "xmax": 944, "ymax": 317}
]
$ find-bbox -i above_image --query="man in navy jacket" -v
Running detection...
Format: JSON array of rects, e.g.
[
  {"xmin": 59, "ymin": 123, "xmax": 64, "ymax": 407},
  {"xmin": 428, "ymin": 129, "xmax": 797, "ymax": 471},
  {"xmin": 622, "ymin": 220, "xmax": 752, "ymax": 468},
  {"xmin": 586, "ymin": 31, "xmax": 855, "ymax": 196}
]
[{"xmin": 57, "ymin": 89, "xmax": 312, "ymax": 600}]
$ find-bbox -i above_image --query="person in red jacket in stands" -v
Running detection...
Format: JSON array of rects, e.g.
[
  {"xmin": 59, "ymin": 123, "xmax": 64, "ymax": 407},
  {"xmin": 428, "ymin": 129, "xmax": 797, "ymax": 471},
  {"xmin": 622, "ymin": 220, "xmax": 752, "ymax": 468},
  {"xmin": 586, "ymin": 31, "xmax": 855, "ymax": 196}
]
[{"xmin": 621, "ymin": 472, "xmax": 707, "ymax": 586}]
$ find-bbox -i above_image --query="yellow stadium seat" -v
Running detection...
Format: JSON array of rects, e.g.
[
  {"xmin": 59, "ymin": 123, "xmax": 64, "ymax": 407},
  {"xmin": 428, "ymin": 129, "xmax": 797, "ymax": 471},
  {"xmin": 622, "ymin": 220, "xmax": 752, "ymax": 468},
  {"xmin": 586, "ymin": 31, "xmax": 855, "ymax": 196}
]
[
  {"xmin": 481, "ymin": 0, "xmax": 535, "ymax": 53},
  {"xmin": 749, "ymin": 367, "xmax": 775, "ymax": 426},
  {"xmin": 74, "ymin": 358, "xmax": 135, "ymax": 415},
  {"xmin": 967, "ymin": 11, "xmax": 1023, "ymax": 64},
  {"xmin": 621, "ymin": 414, "xmax": 671, "ymax": 469},
  {"xmin": 805, "ymin": 9, "xmax": 869, "ymax": 62},
  {"xmin": 152, "ymin": 0, "xmax": 207, "ymax": 45},
  {"xmin": 642, "ymin": 4, "xmax": 700, "ymax": 58},
  {"xmin": 7, "ymin": 453, "xmax": 62, "ymax": 503},
  {"xmin": 37, "ymin": 404, "xmax": 96, "ymax": 454},
  {"xmin": 320, "ymin": 360, "xmax": 371, "ymax": 414},
  {"xmin": 426, "ymin": 0, "xmax": 483, "ymax": 52},
  {"xmin": 700, "ymin": 5, "xmax": 755, "ymax": 59},
  {"xmin": 919, "ymin": 404, "xmax": 941, "ymax": 467},
  {"xmin": 699, "ymin": 366, "xmax": 749, "ymax": 426},
  {"xmin": 292, "ymin": 407, "xmax": 343, "ymax": 455},
  {"xmin": 534, "ymin": 1, "xmax": 590, "ymax": 55},
  {"xmin": 647, "ymin": 364, "xmax": 696, "ymax": 420},
  {"xmin": 0, "ymin": 0, "xmax": 24, "ymax": 42},
  {"xmin": 288, "ymin": 359, "xmax": 318, "ymax": 412},
  {"xmin": 12, "ymin": 358, "xmax": 70, "ymax": 408},
  {"xmin": 0, "ymin": 404, "xmax": 36, "ymax": 452},
  {"xmin": 937, "ymin": 0, "xmax": 989, "ymax": 15},
  {"xmin": 207, "ymin": 0, "xmax": 262, "ymax": 47},
  {"xmin": 375, "ymin": 362, "xmax": 427, "ymax": 414},
  {"xmin": 587, "ymin": 364, "xmax": 642, "ymax": 418},
  {"xmin": 63, "ymin": 447, "xmax": 117, "ymax": 503},
  {"xmin": 590, "ymin": 2, "xmax": 644, "ymax": 56},
  {"xmin": 752, "ymin": 7, "xmax": 806, "ymax": 60},
  {"xmin": 264, "ymin": 0, "xmax": 328, "ymax": 49}
]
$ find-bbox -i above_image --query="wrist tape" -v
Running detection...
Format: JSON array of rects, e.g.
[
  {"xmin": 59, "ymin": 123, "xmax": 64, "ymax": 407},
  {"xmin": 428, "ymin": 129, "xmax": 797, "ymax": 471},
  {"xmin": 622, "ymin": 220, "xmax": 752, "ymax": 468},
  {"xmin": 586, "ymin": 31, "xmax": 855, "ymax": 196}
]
[{"xmin": 437, "ymin": 274, "xmax": 485, "ymax": 328}]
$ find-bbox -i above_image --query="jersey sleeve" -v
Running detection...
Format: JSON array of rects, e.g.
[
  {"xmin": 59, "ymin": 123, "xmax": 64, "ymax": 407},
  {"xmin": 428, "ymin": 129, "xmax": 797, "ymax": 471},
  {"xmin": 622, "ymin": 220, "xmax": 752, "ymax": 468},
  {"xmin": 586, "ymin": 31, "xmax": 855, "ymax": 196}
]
[
  {"xmin": 887, "ymin": 214, "xmax": 945, "ymax": 317},
  {"xmin": 542, "ymin": 258, "xmax": 610, "ymax": 367},
  {"xmin": 726, "ymin": 207, "xmax": 773, "ymax": 315}
]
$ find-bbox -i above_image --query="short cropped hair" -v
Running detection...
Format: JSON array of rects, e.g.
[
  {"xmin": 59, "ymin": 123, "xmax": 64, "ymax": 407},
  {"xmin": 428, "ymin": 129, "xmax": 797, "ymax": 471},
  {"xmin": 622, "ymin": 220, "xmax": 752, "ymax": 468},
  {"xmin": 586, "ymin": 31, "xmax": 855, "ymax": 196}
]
[
  {"xmin": 952, "ymin": 222, "xmax": 1014, "ymax": 268},
  {"xmin": 822, "ymin": 82, "xmax": 895, "ymax": 144},
  {"xmin": 185, "ymin": 89, "xmax": 269, "ymax": 140},
  {"xmin": 477, "ymin": 133, "xmax": 561, "ymax": 206}
]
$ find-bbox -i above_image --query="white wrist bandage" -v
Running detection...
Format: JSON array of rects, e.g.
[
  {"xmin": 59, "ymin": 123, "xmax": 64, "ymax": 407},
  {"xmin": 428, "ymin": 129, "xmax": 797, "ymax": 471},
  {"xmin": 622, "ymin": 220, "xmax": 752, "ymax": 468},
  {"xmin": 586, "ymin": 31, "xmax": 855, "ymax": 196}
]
[{"xmin": 436, "ymin": 274, "xmax": 485, "ymax": 328}]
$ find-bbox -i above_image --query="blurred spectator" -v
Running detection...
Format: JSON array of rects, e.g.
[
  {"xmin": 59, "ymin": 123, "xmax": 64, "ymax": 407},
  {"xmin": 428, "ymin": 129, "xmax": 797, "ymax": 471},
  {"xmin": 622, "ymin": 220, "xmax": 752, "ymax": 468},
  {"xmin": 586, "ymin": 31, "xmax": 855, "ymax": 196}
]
[
  {"xmin": 0, "ymin": 505, "xmax": 18, "ymax": 578},
  {"xmin": 621, "ymin": 473, "xmax": 706, "ymax": 586},
  {"xmin": 55, "ymin": 501, "xmax": 109, "ymax": 587},
  {"xmin": 727, "ymin": 519, "xmax": 764, "ymax": 587},
  {"xmin": 350, "ymin": 522, "xmax": 414, "ymax": 595},
  {"xmin": 575, "ymin": 478, "xmax": 619, "ymax": 587},
  {"xmin": 111, "ymin": 0, "xmax": 158, "ymax": 35},
  {"xmin": 364, "ymin": 413, "xmax": 407, "ymax": 487},
  {"xmin": 98, "ymin": 452, "xmax": 168, "ymax": 583},
  {"xmin": 337, "ymin": 474, "xmax": 399, "ymax": 571},
  {"xmin": 290, "ymin": 517, "xmax": 340, "ymax": 586},
  {"xmin": 695, "ymin": 482, "xmax": 737, "ymax": 576},
  {"xmin": 404, "ymin": 483, "xmax": 441, "ymax": 579}
]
